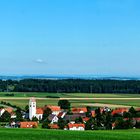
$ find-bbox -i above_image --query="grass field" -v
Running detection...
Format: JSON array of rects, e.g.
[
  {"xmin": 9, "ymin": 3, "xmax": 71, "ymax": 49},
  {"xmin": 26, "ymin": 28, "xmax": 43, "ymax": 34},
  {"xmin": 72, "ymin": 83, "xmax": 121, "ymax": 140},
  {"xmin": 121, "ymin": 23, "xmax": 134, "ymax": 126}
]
[
  {"xmin": 1, "ymin": 92, "xmax": 140, "ymax": 98},
  {"xmin": 0, "ymin": 92, "xmax": 140, "ymax": 109},
  {"xmin": 0, "ymin": 128, "xmax": 139, "ymax": 140}
]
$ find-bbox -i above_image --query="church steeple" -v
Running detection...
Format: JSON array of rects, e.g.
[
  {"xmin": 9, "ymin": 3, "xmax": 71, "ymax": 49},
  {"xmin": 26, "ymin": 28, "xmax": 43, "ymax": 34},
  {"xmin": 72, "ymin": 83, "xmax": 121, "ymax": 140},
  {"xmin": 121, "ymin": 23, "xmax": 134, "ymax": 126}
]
[{"xmin": 29, "ymin": 97, "xmax": 36, "ymax": 120}]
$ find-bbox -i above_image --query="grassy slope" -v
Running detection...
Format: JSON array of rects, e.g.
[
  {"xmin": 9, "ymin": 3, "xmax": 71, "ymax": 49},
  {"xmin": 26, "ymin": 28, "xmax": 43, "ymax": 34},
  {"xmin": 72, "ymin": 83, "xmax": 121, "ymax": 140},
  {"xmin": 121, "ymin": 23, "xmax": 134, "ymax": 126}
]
[{"xmin": 0, "ymin": 128, "xmax": 140, "ymax": 140}]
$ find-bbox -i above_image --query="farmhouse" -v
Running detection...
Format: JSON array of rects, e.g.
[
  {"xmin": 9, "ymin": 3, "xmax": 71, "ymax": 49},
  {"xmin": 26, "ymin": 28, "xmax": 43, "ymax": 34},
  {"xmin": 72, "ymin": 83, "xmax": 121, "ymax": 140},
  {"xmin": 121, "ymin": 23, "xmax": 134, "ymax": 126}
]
[
  {"xmin": 44, "ymin": 105, "xmax": 61, "ymax": 115},
  {"xmin": 20, "ymin": 122, "xmax": 38, "ymax": 128}
]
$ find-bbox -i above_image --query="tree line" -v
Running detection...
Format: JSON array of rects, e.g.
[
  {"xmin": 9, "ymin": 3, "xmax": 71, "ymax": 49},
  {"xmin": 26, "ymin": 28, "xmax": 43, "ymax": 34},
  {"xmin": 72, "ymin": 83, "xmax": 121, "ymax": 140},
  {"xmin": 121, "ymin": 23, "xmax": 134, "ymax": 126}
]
[{"xmin": 0, "ymin": 79, "xmax": 140, "ymax": 93}]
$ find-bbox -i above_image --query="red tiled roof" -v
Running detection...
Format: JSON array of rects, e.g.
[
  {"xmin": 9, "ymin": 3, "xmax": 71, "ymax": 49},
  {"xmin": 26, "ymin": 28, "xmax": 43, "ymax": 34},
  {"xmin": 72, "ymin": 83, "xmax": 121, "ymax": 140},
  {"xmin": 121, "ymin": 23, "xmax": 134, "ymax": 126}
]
[
  {"xmin": 36, "ymin": 108, "xmax": 43, "ymax": 114},
  {"xmin": 68, "ymin": 123, "xmax": 85, "ymax": 128},
  {"xmin": 20, "ymin": 122, "xmax": 38, "ymax": 128},
  {"xmin": 45, "ymin": 106, "xmax": 61, "ymax": 111},
  {"xmin": 5, "ymin": 108, "xmax": 13, "ymax": 113},
  {"xmin": 49, "ymin": 124, "xmax": 59, "ymax": 129},
  {"xmin": 71, "ymin": 108, "xmax": 87, "ymax": 113},
  {"xmin": 112, "ymin": 108, "xmax": 128, "ymax": 115}
]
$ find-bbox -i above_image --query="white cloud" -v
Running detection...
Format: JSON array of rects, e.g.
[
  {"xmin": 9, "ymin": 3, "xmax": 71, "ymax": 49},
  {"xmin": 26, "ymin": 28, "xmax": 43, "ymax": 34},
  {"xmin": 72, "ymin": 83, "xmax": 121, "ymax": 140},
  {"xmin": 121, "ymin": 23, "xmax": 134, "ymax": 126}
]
[{"xmin": 35, "ymin": 59, "xmax": 46, "ymax": 64}]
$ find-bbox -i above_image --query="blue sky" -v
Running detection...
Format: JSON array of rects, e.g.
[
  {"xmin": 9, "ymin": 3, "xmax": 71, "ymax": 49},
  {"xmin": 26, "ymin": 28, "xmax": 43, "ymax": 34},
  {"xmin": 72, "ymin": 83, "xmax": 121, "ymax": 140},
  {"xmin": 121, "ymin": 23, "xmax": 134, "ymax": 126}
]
[{"xmin": 0, "ymin": 0, "xmax": 140, "ymax": 76}]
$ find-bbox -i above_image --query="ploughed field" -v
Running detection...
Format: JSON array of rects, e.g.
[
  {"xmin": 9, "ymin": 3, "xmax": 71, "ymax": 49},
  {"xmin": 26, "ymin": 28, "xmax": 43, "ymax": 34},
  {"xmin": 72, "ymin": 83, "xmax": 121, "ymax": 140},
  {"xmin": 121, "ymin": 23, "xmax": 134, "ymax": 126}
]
[
  {"xmin": 0, "ymin": 92, "xmax": 140, "ymax": 109},
  {"xmin": 0, "ymin": 128, "xmax": 140, "ymax": 140}
]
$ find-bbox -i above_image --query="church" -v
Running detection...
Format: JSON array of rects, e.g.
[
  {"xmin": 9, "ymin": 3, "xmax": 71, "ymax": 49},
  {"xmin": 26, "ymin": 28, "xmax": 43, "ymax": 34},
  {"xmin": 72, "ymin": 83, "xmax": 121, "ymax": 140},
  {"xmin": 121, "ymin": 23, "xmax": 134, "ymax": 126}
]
[
  {"xmin": 29, "ymin": 98, "xmax": 43, "ymax": 120},
  {"xmin": 29, "ymin": 98, "xmax": 61, "ymax": 120}
]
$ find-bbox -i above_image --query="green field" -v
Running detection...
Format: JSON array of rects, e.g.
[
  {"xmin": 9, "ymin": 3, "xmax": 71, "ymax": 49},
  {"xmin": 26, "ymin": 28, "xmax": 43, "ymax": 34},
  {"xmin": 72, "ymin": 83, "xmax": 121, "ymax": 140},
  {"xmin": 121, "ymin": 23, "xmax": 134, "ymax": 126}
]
[
  {"xmin": 1, "ymin": 92, "xmax": 140, "ymax": 98},
  {"xmin": 0, "ymin": 128, "xmax": 139, "ymax": 140},
  {"xmin": 0, "ymin": 92, "xmax": 140, "ymax": 109}
]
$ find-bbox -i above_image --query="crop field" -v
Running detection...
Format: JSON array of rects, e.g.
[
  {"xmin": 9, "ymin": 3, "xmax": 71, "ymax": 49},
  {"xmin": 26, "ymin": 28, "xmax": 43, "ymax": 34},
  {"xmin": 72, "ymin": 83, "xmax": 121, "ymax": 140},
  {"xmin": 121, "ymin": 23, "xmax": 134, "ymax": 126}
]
[
  {"xmin": 0, "ymin": 92, "xmax": 140, "ymax": 109},
  {"xmin": 0, "ymin": 128, "xmax": 139, "ymax": 140}
]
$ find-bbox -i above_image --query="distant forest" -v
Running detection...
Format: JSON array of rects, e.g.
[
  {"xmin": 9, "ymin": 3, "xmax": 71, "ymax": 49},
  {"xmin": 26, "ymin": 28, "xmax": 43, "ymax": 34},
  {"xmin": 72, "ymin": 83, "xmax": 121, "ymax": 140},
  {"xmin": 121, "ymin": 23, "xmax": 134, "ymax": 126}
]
[{"xmin": 0, "ymin": 79, "xmax": 140, "ymax": 93}]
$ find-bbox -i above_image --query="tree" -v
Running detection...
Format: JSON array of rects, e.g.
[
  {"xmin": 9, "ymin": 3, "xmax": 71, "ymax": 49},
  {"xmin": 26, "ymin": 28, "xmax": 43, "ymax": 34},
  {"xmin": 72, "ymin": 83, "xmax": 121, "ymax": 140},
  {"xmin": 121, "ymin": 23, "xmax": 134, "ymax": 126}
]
[
  {"xmin": 42, "ymin": 119, "xmax": 50, "ymax": 129},
  {"xmin": 42, "ymin": 108, "xmax": 52, "ymax": 121},
  {"xmin": 75, "ymin": 117, "xmax": 83, "ymax": 123},
  {"xmin": 58, "ymin": 100, "xmax": 70, "ymax": 110},
  {"xmin": 0, "ymin": 111, "xmax": 11, "ymax": 122},
  {"xmin": 115, "ymin": 118, "xmax": 133, "ymax": 129},
  {"xmin": 129, "ymin": 107, "xmax": 136, "ymax": 117},
  {"xmin": 85, "ymin": 118, "xmax": 94, "ymax": 130},
  {"xmin": 15, "ymin": 107, "xmax": 23, "ymax": 121},
  {"xmin": 32, "ymin": 116, "xmax": 38, "ymax": 121},
  {"xmin": 58, "ymin": 118, "xmax": 67, "ymax": 129},
  {"xmin": 104, "ymin": 112, "xmax": 113, "ymax": 130},
  {"xmin": 25, "ymin": 105, "xmax": 29, "ymax": 113}
]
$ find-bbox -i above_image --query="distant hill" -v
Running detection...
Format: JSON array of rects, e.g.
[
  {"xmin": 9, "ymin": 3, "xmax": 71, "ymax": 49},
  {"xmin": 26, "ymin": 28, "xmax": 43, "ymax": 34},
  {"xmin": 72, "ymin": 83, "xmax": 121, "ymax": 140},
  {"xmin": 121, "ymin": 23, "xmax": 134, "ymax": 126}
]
[{"xmin": 0, "ymin": 75, "xmax": 140, "ymax": 81}]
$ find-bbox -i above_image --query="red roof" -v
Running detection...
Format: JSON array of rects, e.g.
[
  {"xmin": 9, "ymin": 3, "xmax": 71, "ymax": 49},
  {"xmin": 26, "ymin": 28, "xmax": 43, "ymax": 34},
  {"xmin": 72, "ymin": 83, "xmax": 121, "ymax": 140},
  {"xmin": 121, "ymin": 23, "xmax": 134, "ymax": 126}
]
[
  {"xmin": 5, "ymin": 108, "xmax": 13, "ymax": 113},
  {"xmin": 112, "ymin": 108, "xmax": 128, "ymax": 115},
  {"xmin": 68, "ymin": 123, "xmax": 85, "ymax": 128},
  {"xmin": 49, "ymin": 124, "xmax": 59, "ymax": 129},
  {"xmin": 71, "ymin": 108, "xmax": 87, "ymax": 113},
  {"xmin": 82, "ymin": 117, "xmax": 90, "ymax": 122},
  {"xmin": 36, "ymin": 108, "xmax": 43, "ymax": 114},
  {"xmin": 20, "ymin": 122, "xmax": 38, "ymax": 128},
  {"xmin": 45, "ymin": 106, "xmax": 61, "ymax": 112}
]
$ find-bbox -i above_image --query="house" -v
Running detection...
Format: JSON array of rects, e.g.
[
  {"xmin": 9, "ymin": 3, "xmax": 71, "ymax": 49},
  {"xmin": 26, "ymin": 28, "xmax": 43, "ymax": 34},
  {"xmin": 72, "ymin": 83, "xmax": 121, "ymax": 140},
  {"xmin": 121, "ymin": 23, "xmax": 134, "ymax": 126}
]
[
  {"xmin": 44, "ymin": 105, "xmax": 61, "ymax": 115},
  {"xmin": 48, "ymin": 114, "xmax": 59, "ymax": 124},
  {"xmin": 49, "ymin": 124, "xmax": 59, "ymax": 129},
  {"xmin": 71, "ymin": 107, "xmax": 87, "ymax": 114},
  {"xmin": 68, "ymin": 123, "xmax": 85, "ymax": 131},
  {"xmin": 20, "ymin": 122, "xmax": 38, "ymax": 128}
]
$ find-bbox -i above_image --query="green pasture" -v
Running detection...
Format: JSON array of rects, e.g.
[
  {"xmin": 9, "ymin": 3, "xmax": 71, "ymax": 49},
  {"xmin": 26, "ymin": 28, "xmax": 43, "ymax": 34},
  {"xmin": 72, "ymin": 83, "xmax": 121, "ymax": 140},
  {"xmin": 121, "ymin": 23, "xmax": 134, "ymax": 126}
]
[
  {"xmin": 0, "ymin": 128, "xmax": 139, "ymax": 140},
  {"xmin": 1, "ymin": 92, "xmax": 140, "ymax": 98}
]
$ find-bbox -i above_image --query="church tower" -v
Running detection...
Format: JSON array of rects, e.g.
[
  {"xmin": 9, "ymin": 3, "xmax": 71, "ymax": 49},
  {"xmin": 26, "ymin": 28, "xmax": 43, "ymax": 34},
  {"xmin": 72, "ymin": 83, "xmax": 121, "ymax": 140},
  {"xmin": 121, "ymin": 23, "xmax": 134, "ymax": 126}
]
[{"xmin": 29, "ymin": 97, "xmax": 36, "ymax": 120}]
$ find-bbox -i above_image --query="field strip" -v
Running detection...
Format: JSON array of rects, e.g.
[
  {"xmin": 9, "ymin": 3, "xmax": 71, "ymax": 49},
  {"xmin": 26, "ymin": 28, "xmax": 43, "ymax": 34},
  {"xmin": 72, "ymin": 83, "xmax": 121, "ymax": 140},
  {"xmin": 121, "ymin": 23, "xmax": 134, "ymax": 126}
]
[
  {"xmin": 84, "ymin": 103, "xmax": 137, "ymax": 108},
  {"xmin": 0, "ymin": 97, "xmax": 140, "ymax": 100}
]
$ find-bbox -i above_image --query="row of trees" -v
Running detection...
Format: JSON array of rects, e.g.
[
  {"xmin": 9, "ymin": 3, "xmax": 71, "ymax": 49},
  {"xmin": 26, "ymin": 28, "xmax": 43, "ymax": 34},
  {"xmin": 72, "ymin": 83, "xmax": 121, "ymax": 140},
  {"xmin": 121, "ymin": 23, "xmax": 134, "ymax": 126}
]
[{"xmin": 1, "ymin": 79, "xmax": 140, "ymax": 93}]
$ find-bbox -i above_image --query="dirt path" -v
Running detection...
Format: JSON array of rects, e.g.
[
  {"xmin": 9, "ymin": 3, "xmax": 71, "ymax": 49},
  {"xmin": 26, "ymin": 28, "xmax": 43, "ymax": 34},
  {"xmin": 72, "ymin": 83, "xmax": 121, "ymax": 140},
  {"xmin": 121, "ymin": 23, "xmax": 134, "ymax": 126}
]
[{"xmin": 0, "ymin": 97, "xmax": 140, "ymax": 100}]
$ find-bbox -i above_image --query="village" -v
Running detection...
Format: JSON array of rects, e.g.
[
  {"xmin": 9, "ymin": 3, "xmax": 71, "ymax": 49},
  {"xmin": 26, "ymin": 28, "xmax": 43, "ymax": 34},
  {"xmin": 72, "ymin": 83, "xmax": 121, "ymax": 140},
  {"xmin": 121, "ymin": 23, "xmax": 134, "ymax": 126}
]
[{"xmin": 0, "ymin": 97, "xmax": 140, "ymax": 130}]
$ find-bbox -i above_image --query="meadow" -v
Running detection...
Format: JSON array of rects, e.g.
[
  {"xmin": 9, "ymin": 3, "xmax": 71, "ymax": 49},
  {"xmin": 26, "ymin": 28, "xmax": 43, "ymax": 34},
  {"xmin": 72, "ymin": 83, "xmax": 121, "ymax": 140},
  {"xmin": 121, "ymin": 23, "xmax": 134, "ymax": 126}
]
[{"xmin": 0, "ymin": 128, "xmax": 140, "ymax": 140}]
